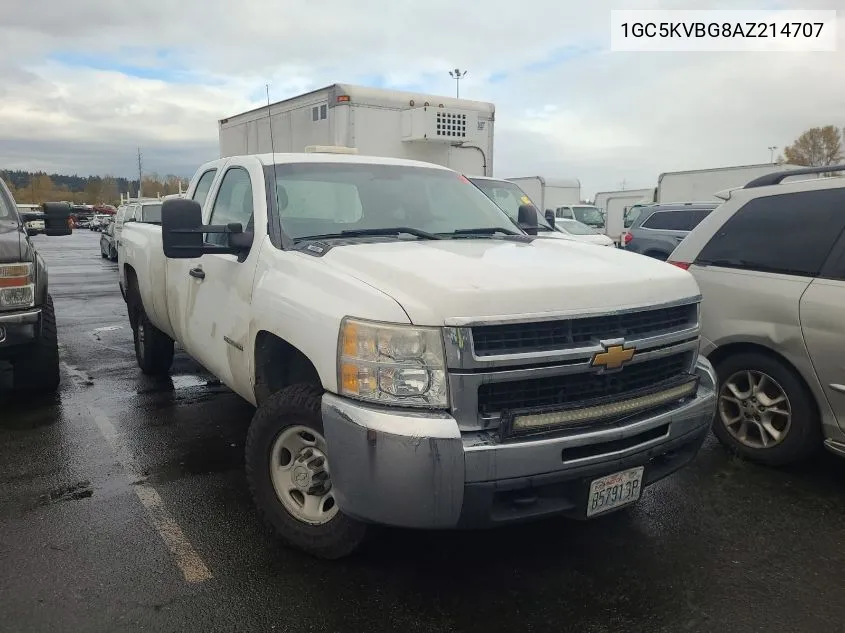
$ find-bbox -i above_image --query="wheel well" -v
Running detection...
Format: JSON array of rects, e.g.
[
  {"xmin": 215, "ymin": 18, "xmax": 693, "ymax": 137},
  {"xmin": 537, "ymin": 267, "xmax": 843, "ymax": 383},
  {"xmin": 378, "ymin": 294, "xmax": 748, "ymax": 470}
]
[
  {"xmin": 706, "ymin": 341, "xmax": 820, "ymax": 413},
  {"xmin": 253, "ymin": 331, "xmax": 322, "ymax": 405},
  {"xmin": 123, "ymin": 265, "xmax": 139, "ymax": 325}
]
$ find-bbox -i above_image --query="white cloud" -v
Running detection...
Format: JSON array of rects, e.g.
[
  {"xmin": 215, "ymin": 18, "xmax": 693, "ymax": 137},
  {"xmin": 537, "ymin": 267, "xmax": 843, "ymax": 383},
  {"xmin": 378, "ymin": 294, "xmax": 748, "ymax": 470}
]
[{"xmin": 0, "ymin": 0, "xmax": 843, "ymax": 197}]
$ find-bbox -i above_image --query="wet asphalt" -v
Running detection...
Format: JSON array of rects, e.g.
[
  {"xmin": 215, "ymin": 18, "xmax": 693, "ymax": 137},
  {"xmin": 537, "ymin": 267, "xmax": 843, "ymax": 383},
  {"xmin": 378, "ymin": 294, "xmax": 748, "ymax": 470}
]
[{"xmin": 1, "ymin": 230, "xmax": 845, "ymax": 633}]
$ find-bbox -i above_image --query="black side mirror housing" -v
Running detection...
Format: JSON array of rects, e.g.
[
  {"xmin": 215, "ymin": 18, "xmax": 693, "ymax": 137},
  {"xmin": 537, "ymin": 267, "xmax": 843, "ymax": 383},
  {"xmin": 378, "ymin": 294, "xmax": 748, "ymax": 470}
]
[
  {"xmin": 544, "ymin": 209, "xmax": 555, "ymax": 229},
  {"xmin": 41, "ymin": 202, "xmax": 73, "ymax": 236},
  {"xmin": 162, "ymin": 198, "xmax": 253, "ymax": 259},
  {"xmin": 518, "ymin": 203, "xmax": 538, "ymax": 236}
]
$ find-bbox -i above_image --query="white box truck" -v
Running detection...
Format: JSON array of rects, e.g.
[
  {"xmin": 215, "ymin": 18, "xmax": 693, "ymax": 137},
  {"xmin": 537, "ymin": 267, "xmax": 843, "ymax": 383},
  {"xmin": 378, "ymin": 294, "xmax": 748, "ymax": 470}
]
[
  {"xmin": 592, "ymin": 189, "xmax": 653, "ymax": 245},
  {"xmin": 655, "ymin": 163, "xmax": 810, "ymax": 203},
  {"xmin": 505, "ymin": 176, "xmax": 581, "ymax": 215},
  {"xmin": 218, "ymin": 83, "xmax": 495, "ymax": 177}
]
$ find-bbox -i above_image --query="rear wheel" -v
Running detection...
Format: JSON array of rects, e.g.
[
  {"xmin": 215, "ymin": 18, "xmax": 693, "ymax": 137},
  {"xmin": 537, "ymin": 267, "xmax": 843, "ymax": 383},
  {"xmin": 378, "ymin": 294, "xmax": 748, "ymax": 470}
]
[
  {"xmin": 130, "ymin": 292, "xmax": 174, "ymax": 375},
  {"xmin": 245, "ymin": 384, "xmax": 367, "ymax": 559},
  {"xmin": 13, "ymin": 294, "xmax": 60, "ymax": 394}
]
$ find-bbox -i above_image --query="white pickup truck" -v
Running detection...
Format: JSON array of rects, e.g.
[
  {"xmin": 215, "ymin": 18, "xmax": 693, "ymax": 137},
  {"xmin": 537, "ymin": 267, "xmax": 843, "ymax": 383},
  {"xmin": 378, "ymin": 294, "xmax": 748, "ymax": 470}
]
[{"xmin": 118, "ymin": 151, "xmax": 717, "ymax": 559}]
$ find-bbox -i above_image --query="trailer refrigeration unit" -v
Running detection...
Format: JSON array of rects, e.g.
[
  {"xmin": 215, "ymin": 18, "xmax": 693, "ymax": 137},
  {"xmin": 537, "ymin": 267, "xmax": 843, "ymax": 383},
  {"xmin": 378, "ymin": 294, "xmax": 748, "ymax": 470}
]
[{"xmin": 218, "ymin": 83, "xmax": 495, "ymax": 177}]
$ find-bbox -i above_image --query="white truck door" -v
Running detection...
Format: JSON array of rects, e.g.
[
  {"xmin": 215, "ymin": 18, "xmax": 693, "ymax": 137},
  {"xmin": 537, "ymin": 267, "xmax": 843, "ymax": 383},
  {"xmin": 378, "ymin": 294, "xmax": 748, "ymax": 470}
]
[
  {"xmin": 179, "ymin": 161, "xmax": 262, "ymax": 393},
  {"xmin": 165, "ymin": 167, "xmax": 222, "ymax": 344}
]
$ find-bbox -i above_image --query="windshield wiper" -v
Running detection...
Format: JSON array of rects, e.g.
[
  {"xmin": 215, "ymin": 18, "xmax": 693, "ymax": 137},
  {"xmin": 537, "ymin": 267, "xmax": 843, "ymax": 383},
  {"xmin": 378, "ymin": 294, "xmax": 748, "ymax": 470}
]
[
  {"xmin": 296, "ymin": 227, "xmax": 442, "ymax": 241},
  {"xmin": 446, "ymin": 227, "xmax": 520, "ymax": 237}
]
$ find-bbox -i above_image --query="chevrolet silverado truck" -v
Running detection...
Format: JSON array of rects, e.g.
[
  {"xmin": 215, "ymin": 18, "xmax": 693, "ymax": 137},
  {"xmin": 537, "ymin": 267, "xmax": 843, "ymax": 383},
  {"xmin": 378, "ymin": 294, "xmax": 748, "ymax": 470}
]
[
  {"xmin": 0, "ymin": 179, "xmax": 72, "ymax": 393},
  {"xmin": 118, "ymin": 151, "xmax": 717, "ymax": 559}
]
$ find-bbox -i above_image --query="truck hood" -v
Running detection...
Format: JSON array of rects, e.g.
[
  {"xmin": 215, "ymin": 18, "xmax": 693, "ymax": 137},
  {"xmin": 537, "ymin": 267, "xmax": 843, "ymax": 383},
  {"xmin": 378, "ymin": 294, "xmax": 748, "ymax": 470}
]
[
  {"xmin": 320, "ymin": 238, "xmax": 700, "ymax": 325},
  {"xmin": 0, "ymin": 220, "xmax": 23, "ymax": 263}
]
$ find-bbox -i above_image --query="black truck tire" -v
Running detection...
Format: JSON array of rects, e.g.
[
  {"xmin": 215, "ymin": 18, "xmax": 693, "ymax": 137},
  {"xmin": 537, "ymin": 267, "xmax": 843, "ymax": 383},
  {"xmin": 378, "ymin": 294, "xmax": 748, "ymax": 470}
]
[
  {"xmin": 130, "ymin": 295, "xmax": 174, "ymax": 375},
  {"xmin": 13, "ymin": 294, "xmax": 60, "ymax": 394},
  {"xmin": 245, "ymin": 384, "xmax": 367, "ymax": 559}
]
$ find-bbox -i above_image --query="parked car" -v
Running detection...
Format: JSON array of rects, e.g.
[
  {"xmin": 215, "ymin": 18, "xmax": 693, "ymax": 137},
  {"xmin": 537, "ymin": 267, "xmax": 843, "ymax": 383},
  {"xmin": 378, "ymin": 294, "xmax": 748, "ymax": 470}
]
[
  {"xmin": 118, "ymin": 152, "xmax": 717, "ymax": 559},
  {"xmin": 100, "ymin": 221, "xmax": 117, "ymax": 260},
  {"xmin": 669, "ymin": 165, "xmax": 845, "ymax": 465},
  {"xmin": 624, "ymin": 202, "xmax": 719, "ymax": 260},
  {"xmin": 553, "ymin": 218, "xmax": 615, "ymax": 247},
  {"xmin": 0, "ymin": 180, "xmax": 72, "ymax": 394}
]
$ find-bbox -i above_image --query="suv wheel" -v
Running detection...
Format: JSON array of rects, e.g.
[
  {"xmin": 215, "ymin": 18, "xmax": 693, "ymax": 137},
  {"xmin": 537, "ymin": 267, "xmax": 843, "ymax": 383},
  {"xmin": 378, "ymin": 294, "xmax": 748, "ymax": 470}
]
[
  {"xmin": 245, "ymin": 384, "xmax": 367, "ymax": 559},
  {"xmin": 712, "ymin": 352, "xmax": 820, "ymax": 465},
  {"xmin": 12, "ymin": 294, "xmax": 60, "ymax": 394}
]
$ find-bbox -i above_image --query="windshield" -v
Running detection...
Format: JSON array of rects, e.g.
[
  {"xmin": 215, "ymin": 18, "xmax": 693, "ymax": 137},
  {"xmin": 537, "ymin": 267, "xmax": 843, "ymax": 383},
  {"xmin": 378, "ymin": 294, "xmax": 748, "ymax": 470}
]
[
  {"xmin": 141, "ymin": 203, "xmax": 162, "ymax": 223},
  {"xmin": 571, "ymin": 206, "xmax": 604, "ymax": 227},
  {"xmin": 558, "ymin": 219, "xmax": 598, "ymax": 235},
  {"xmin": 468, "ymin": 178, "xmax": 554, "ymax": 231},
  {"xmin": 267, "ymin": 164, "xmax": 524, "ymax": 240}
]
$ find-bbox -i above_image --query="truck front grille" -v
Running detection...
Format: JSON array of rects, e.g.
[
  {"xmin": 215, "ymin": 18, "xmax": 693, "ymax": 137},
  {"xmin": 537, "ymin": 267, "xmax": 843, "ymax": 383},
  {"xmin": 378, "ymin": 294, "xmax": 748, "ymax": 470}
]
[
  {"xmin": 471, "ymin": 303, "xmax": 697, "ymax": 357},
  {"xmin": 477, "ymin": 352, "xmax": 692, "ymax": 416}
]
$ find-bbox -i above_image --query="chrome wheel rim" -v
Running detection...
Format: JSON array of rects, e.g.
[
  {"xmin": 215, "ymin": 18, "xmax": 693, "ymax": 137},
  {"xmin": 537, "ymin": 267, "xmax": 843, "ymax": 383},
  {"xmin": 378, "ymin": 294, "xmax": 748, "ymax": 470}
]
[
  {"xmin": 269, "ymin": 425, "xmax": 338, "ymax": 525},
  {"xmin": 718, "ymin": 369, "xmax": 792, "ymax": 449}
]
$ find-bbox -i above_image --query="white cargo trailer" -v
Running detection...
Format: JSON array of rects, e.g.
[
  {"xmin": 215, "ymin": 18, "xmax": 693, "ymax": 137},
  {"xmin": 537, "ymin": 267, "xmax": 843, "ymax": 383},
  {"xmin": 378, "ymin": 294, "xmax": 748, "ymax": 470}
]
[
  {"xmin": 655, "ymin": 163, "xmax": 809, "ymax": 202},
  {"xmin": 218, "ymin": 83, "xmax": 495, "ymax": 176},
  {"xmin": 592, "ymin": 188, "xmax": 653, "ymax": 245},
  {"xmin": 505, "ymin": 176, "xmax": 581, "ymax": 214}
]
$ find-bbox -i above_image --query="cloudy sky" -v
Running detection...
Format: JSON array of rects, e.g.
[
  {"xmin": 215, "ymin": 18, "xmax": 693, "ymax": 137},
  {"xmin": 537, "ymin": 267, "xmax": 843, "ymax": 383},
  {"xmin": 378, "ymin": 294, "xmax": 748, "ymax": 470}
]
[{"xmin": 1, "ymin": 0, "xmax": 842, "ymax": 197}]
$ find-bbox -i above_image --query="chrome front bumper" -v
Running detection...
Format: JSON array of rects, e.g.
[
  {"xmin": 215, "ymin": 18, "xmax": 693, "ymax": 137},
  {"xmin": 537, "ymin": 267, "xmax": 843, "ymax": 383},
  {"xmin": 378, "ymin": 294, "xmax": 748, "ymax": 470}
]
[
  {"xmin": 321, "ymin": 357, "xmax": 717, "ymax": 529},
  {"xmin": 0, "ymin": 308, "xmax": 41, "ymax": 350}
]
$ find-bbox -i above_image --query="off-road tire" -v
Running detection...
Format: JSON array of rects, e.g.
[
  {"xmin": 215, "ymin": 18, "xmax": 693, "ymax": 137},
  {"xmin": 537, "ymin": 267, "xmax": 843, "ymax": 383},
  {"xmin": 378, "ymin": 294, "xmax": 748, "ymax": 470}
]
[
  {"xmin": 13, "ymin": 294, "xmax": 60, "ymax": 394},
  {"xmin": 712, "ymin": 352, "xmax": 821, "ymax": 466},
  {"xmin": 130, "ymin": 293, "xmax": 174, "ymax": 375},
  {"xmin": 245, "ymin": 384, "xmax": 367, "ymax": 559}
]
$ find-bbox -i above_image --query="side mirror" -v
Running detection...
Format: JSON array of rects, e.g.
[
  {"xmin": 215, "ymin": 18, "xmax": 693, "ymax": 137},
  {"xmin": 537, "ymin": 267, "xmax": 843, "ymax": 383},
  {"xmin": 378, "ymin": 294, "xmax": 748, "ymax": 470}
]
[
  {"xmin": 41, "ymin": 202, "xmax": 73, "ymax": 236},
  {"xmin": 161, "ymin": 198, "xmax": 252, "ymax": 259},
  {"xmin": 544, "ymin": 209, "xmax": 555, "ymax": 229},
  {"xmin": 518, "ymin": 203, "xmax": 538, "ymax": 236}
]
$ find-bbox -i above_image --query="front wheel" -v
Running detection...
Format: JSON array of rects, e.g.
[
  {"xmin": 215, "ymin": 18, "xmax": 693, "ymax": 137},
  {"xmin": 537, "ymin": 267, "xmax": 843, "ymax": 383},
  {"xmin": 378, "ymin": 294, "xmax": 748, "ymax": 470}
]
[
  {"xmin": 13, "ymin": 294, "xmax": 60, "ymax": 394},
  {"xmin": 245, "ymin": 384, "xmax": 367, "ymax": 559},
  {"xmin": 712, "ymin": 352, "xmax": 820, "ymax": 466}
]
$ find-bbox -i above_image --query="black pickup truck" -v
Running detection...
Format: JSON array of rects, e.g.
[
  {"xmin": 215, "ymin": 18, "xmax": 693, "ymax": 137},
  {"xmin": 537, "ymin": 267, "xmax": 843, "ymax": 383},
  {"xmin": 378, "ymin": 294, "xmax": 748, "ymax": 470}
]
[{"xmin": 0, "ymin": 179, "xmax": 71, "ymax": 394}]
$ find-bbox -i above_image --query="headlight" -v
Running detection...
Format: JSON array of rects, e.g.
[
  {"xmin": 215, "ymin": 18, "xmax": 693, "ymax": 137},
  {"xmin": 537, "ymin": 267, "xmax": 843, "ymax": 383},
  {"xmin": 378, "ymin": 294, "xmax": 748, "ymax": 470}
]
[
  {"xmin": 0, "ymin": 263, "xmax": 34, "ymax": 310},
  {"xmin": 338, "ymin": 317, "xmax": 448, "ymax": 408}
]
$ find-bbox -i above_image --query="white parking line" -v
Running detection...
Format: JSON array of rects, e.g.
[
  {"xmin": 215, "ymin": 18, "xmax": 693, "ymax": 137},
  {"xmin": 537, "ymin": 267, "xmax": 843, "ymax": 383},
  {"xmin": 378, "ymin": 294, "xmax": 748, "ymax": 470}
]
[{"xmin": 62, "ymin": 362, "xmax": 213, "ymax": 584}]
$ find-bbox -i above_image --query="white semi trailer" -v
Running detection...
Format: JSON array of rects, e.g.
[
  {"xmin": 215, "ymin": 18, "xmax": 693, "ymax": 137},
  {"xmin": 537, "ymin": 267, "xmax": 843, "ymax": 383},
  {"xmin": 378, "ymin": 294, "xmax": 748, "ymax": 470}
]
[
  {"xmin": 218, "ymin": 83, "xmax": 495, "ymax": 177},
  {"xmin": 655, "ymin": 163, "xmax": 810, "ymax": 202},
  {"xmin": 505, "ymin": 176, "xmax": 581, "ymax": 215}
]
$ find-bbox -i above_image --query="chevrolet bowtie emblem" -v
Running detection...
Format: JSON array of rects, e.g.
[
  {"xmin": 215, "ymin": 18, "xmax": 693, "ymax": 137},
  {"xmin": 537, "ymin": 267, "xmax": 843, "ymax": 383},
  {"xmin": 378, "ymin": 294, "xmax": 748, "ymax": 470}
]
[{"xmin": 591, "ymin": 343, "xmax": 636, "ymax": 370}]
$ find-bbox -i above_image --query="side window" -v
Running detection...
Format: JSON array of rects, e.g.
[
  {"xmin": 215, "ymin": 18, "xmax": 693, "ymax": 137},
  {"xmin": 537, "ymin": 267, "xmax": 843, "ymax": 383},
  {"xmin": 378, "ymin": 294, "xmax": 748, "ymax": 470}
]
[
  {"xmin": 643, "ymin": 209, "xmax": 712, "ymax": 231},
  {"xmin": 556, "ymin": 207, "xmax": 572, "ymax": 219},
  {"xmin": 697, "ymin": 189, "xmax": 845, "ymax": 277},
  {"xmin": 191, "ymin": 170, "xmax": 217, "ymax": 208},
  {"xmin": 207, "ymin": 168, "xmax": 254, "ymax": 247}
]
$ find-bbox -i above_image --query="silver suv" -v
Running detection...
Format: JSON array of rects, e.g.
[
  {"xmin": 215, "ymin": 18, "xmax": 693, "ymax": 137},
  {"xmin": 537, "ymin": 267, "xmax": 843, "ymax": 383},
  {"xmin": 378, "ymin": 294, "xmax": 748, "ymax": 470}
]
[{"xmin": 669, "ymin": 165, "xmax": 845, "ymax": 465}]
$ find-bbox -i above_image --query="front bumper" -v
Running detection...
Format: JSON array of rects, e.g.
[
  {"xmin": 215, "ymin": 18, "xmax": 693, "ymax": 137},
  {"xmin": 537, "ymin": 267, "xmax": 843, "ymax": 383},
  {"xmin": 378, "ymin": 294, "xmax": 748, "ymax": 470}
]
[
  {"xmin": 322, "ymin": 357, "xmax": 717, "ymax": 529},
  {"xmin": 0, "ymin": 308, "xmax": 40, "ymax": 354}
]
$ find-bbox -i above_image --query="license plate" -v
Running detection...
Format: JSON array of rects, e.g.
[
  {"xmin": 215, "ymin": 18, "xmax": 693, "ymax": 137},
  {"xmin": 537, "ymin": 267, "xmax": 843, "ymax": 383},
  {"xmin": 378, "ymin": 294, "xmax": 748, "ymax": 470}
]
[{"xmin": 586, "ymin": 466, "xmax": 644, "ymax": 518}]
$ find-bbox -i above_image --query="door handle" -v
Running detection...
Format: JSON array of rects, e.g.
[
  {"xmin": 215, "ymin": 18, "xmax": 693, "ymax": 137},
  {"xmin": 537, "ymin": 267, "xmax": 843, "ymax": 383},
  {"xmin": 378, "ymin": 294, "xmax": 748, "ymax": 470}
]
[{"xmin": 189, "ymin": 267, "xmax": 205, "ymax": 280}]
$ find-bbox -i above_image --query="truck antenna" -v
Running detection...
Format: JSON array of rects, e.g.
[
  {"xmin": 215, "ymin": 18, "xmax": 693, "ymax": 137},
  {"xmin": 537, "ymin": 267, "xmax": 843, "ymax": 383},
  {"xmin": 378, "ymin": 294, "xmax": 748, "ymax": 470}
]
[{"xmin": 266, "ymin": 84, "xmax": 281, "ymax": 228}]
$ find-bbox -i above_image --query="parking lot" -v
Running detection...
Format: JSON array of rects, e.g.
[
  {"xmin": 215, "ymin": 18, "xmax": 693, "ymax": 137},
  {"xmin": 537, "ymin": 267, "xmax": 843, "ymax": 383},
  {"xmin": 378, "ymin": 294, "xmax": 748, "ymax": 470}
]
[{"xmin": 1, "ymin": 229, "xmax": 845, "ymax": 633}]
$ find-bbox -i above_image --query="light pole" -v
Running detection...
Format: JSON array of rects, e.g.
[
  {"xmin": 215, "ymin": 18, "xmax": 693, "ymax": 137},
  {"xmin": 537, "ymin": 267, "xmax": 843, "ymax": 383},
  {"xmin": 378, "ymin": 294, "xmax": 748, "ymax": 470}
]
[
  {"xmin": 449, "ymin": 68, "xmax": 467, "ymax": 98},
  {"xmin": 768, "ymin": 146, "xmax": 778, "ymax": 163}
]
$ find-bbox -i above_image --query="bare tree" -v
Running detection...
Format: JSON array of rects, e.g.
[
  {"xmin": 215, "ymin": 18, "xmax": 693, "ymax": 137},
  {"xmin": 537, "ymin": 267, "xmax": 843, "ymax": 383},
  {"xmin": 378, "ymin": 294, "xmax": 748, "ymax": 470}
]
[{"xmin": 782, "ymin": 125, "xmax": 843, "ymax": 167}]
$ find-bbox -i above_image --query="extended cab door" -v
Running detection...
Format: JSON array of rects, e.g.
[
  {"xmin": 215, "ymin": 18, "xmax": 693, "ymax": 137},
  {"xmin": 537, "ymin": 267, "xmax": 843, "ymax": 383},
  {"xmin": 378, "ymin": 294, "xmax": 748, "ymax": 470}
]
[
  {"xmin": 178, "ymin": 159, "xmax": 263, "ymax": 395},
  {"xmin": 800, "ymin": 229, "xmax": 845, "ymax": 432}
]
